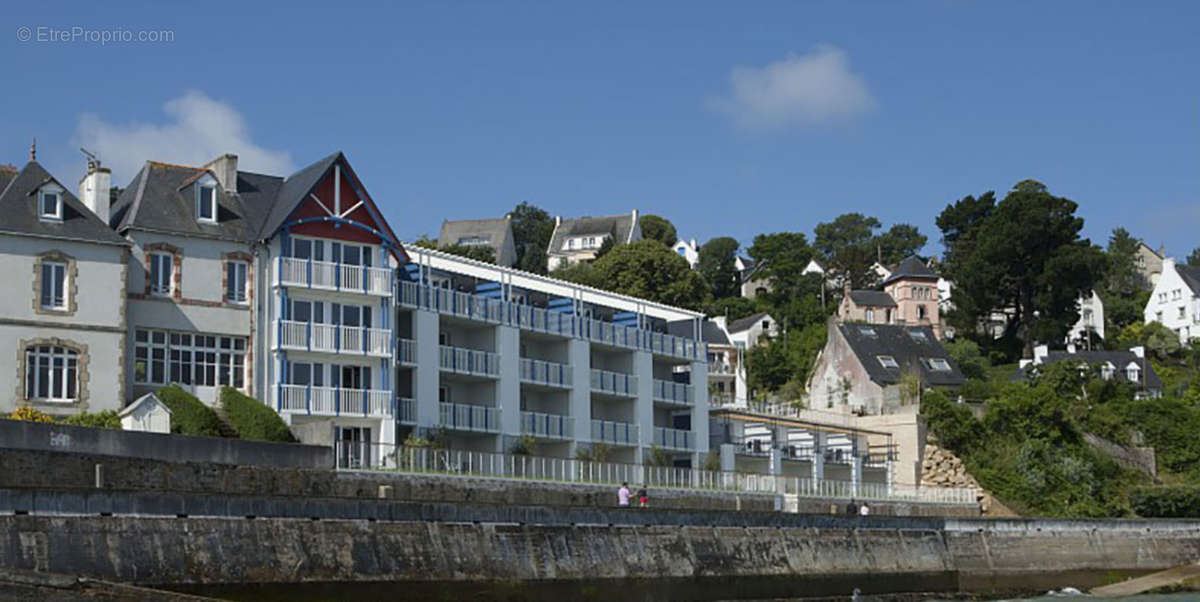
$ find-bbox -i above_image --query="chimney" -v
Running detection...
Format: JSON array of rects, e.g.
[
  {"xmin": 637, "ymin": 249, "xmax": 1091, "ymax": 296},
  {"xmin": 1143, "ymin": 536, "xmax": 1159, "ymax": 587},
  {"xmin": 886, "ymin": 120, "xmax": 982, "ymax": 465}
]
[
  {"xmin": 78, "ymin": 161, "xmax": 112, "ymax": 224},
  {"xmin": 1130, "ymin": 346, "xmax": 1145, "ymax": 359},
  {"xmin": 1033, "ymin": 344, "xmax": 1049, "ymax": 363},
  {"xmin": 204, "ymin": 153, "xmax": 238, "ymax": 193}
]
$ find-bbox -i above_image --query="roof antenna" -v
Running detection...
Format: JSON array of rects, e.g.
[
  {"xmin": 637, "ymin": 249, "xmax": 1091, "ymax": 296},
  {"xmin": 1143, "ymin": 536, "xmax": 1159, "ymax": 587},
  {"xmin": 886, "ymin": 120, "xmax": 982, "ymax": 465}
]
[
  {"xmin": 29, "ymin": 138, "xmax": 36, "ymax": 162},
  {"xmin": 80, "ymin": 147, "xmax": 100, "ymax": 171}
]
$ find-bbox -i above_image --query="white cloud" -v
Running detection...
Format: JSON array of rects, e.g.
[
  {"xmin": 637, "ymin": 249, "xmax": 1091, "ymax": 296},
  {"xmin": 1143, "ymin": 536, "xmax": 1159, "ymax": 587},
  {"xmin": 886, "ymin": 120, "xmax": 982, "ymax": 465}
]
[
  {"xmin": 711, "ymin": 45, "xmax": 876, "ymax": 130},
  {"xmin": 73, "ymin": 91, "xmax": 294, "ymax": 183}
]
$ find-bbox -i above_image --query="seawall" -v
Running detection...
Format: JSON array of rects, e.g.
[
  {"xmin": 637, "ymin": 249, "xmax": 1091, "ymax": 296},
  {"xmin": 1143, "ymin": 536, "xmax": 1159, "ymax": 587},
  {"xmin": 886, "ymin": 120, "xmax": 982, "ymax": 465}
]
[{"xmin": 3, "ymin": 514, "xmax": 1199, "ymax": 600}]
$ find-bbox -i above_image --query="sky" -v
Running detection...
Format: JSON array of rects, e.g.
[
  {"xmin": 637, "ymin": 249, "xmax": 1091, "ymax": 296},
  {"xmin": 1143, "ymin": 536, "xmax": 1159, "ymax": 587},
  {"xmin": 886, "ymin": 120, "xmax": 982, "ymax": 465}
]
[{"xmin": 3, "ymin": 1, "xmax": 1198, "ymax": 258}]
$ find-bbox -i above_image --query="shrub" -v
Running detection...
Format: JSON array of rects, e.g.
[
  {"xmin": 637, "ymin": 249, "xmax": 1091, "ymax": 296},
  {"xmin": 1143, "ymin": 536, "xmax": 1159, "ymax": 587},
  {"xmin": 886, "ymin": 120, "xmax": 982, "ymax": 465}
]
[
  {"xmin": 62, "ymin": 410, "xmax": 120, "ymax": 429},
  {"xmin": 219, "ymin": 386, "xmax": 294, "ymax": 442},
  {"xmin": 1132, "ymin": 486, "xmax": 1200, "ymax": 518},
  {"xmin": 157, "ymin": 385, "xmax": 224, "ymax": 437},
  {"xmin": 576, "ymin": 443, "xmax": 613, "ymax": 463},
  {"xmin": 510, "ymin": 434, "xmax": 537, "ymax": 456},
  {"xmin": 920, "ymin": 389, "xmax": 983, "ymax": 453},
  {"xmin": 9, "ymin": 407, "xmax": 54, "ymax": 423}
]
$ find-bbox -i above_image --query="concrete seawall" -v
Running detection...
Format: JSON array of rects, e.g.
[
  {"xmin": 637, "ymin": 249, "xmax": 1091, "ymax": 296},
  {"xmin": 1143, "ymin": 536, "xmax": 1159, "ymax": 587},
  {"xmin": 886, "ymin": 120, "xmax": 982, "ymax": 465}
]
[{"xmin": 3, "ymin": 515, "xmax": 1199, "ymax": 599}]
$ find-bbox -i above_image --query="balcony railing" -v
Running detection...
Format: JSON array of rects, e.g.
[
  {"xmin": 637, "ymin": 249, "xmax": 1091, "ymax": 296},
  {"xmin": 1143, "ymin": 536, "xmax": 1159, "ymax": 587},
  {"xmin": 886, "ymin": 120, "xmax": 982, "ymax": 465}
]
[
  {"xmin": 513, "ymin": 304, "xmax": 576, "ymax": 337},
  {"xmin": 277, "ymin": 257, "xmax": 391, "ymax": 296},
  {"xmin": 428, "ymin": 287, "xmax": 504, "ymax": 323},
  {"xmin": 439, "ymin": 345, "xmax": 500, "ymax": 378},
  {"xmin": 397, "ymin": 397, "xmax": 416, "ymax": 424},
  {"xmin": 397, "ymin": 338, "xmax": 416, "ymax": 365},
  {"xmin": 520, "ymin": 411, "xmax": 574, "ymax": 439},
  {"xmin": 581, "ymin": 317, "xmax": 640, "ymax": 350},
  {"xmin": 276, "ymin": 320, "xmax": 391, "ymax": 357},
  {"xmin": 708, "ymin": 362, "xmax": 736, "ymax": 375},
  {"xmin": 519, "ymin": 358, "xmax": 572, "ymax": 388},
  {"xmin": 439, "ymin": 402, "xmax": 500, "ymax": 433},
  {"xmin": 652, "ymin": 379, "xmax": 693, "ymax": 405},
  {"xmin": 590, "ymin": 419, "xmax": 639, "ymax": 446},
  {"xmin": 278, "ymin": 384, "xmax": 391, "ymax": 417},
  {"xmin": 645, "ymin": 331, "xmax": 700, "ymax": 360},
  {"xmin": 590, "ymin": 369, "xmax": 637, "ymax": 397},
  {"xmin": 652, "ymin": 426, "xmax": 693, "ymax": 451}
]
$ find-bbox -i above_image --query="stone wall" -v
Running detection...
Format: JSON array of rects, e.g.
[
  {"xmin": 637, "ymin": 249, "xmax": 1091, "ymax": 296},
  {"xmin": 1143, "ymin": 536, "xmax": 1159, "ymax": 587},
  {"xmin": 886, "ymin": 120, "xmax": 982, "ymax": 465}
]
[{"xmin": 920, "ymin": 439, "xmax": 1015, "ymax": 517}]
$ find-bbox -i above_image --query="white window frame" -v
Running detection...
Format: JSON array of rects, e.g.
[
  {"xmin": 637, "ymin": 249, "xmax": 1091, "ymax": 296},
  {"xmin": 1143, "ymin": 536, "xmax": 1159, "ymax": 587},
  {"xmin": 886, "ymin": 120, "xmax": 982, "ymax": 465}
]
[
  {"xmin": 149, "ymin": 252, "xmax": 174, "ymax": 296},
  {"xmin": 24, "ymin": 344, "xmax": 79, "ymax": 402},
  {"xmin": 225, "ymin": 260, "xmax": 249, "ymax": 304},
  {"xmin": 197, "ymin": 184, "xmax": 217, "ymax": 224},
  {"xmin": 38, "ymin": 188, "xmax": 63, "ymax": 221},
  {"xmin": 877, "ymin": 355, "xmax": 899, "ymax": 369},
  {"xmin": 925, "ymin": 357, "xmax": 951, "ymax": 372},
  {"xmin": 134, "ymin": 328, "xmax": 247, "ymax": 389},
  {"xmin": 40, "ymin": 261, "xmax": 67, "ymax": 310}
]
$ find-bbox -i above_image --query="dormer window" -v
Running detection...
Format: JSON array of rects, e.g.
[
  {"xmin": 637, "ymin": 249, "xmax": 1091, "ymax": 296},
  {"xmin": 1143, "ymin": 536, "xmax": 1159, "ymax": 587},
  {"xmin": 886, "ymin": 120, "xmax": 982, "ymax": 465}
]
[
  {"xmin": 1126, "ymin": 363, "xmax": 1141, "ymax": 382},
  {"xmin": 877, "ymin": 355, "xmax": 899, "ymax": 369},
  {"xmin": 39, "ymin": 189, "xmax": 62, "ymax": 221},
  {"xmin": 197, "ymin": 184, "xmax": 217, "ymax": 223},
  {"xmin": 1100, "ymin": 363, "xmax": 1115, "ymax": 380}
]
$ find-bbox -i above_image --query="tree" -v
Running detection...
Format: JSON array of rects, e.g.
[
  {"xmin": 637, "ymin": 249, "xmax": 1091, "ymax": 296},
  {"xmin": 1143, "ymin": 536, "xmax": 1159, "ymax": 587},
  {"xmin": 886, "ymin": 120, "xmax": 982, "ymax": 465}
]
[
  {"xmin": 1187, "ymin": 247, "xmax": 1200, "ymax": 267},
  {"xmin": 697, "ymin": 237, "xmax": 740, "ymax": 299},
  {"xmin": 639, "ymin": 214, "xmax": 677, "ymax": 247},
  {"xmin": 703, "ymin": 296, "xmax": 761, "ymax": 322},
  {"xmin": 1115, "ymin": 322, "xmax": 1181, "ymax": 360},
  {"xmin": 941, "ymin": 180, "xmax": 1107, "ymax": 357},
  {"xmin": 573, "ymin": 240, "xmax": 709, "ymax": 310},
  {"xmin": 510, "ymin": 202, "xmax": 555, "ymax": 274},
  {"xmin": 411, "ymin": 235, "xmax": 496, "ymax": 263},
  {"xmin": 747, "ymin": 231, "xmax": 817, "ymax": 297},
  {"xmin": 1099, "ymin": 228, "xmax": 1151, "ymax": 333},
  {"xmin": 594, "ymin": 235, "xmax": 616, "ymax": 259},
  {"xmin": 813, "ymin": 213, "xmax": 881, "ymax": 288},
  {"xmin": 936, "ymin": 191, "xmax": 996, "ymax": 279},
  {"xmin": 745, "ymin": 322, "xmax": 827, "ymax": 396},
  {"xmin": 875, "ymin": 223, "xmax": 927, "ymax": 266}
]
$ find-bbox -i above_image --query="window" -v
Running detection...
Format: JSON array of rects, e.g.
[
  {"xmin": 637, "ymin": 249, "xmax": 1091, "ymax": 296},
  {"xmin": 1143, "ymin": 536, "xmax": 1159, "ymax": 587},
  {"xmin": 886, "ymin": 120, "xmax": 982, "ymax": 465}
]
[
  {"xmin": 762, "ymin": 320, "xmax": 771, "ymax": 330},
  {"xmin": 918, "ymin": 304, "xmax": 928, "ymax": 319},
  {"xmin": 149, "ymin": 253, "xmax": 173, "ymax": 296},
  {"xmin": 225, "ymin": 261, "xmax": 248, "ymax": 304},
  {"xmin": 877, "ymin": 355, "xmax": 899, "ymax": 369},
  {"xmin": 287, "ymin": 361, "xmax": 326, "ymax": 387},
  {"xmin": 40, "ymin": 261, "xmax": 67, "ymax": 310},
  {"xmin": 1100, "ymin": 363, "xmax": 1115, "ymax": 380},
  {"xmin": 677, "ymin": 248, "xmax": 686, "ymax": 256},
  {"xmin": 197, "ymin": 185, "xmax": 217, "ymax": 223},
  {"xmin": 1127, "ymin": 364, "xmax": 1141, "ymax": 382},
  {"xmin": 1156, "ymin": 311, "xmax": 1163, "ymax": 322},
  {"xmin": 439, "ymin": 386, "xmax": 449, "ymax": 403},
  {"xmin": 1179, "ymin": 307, "xmax": 1187, "ymax": 320},
  {"xmin": 135, "ymin": 328, "xmax": 246, "ymax": 389},
  {"xmin": 458, "ymin": 236, "xmax": 489, "ymax": 246},
  {"xmin": 908, "ymin": 330, "xmax": 928, "ymax": 343},
  {"xmin": 289, "ymin": 238, "xmax": 325, "ymax": 261},
  {"xmin": 925, "ymin": 357, "xmax": 951, "ymax": 371},
  {"xmin": 24, "ymin": 345, "xmax": 78, "ymax": 402},
  {"xmin": 859, "ymin": 326, "xmax": 877, "ymax": 337},
  {"xmin": 865, "ymin": 309, "xmax": 874, "ymax": 322},
  {"xmin": 39, "ymin": 190, "xmax": 62, "ymax": 221}
]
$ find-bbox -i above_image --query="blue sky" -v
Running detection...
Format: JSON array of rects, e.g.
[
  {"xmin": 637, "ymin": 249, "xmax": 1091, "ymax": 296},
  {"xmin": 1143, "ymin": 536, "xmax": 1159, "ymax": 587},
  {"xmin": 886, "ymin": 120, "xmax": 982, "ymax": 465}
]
[{"xmin": 4, "ymin": 1, "xmax": 1198, "ymax": 257}]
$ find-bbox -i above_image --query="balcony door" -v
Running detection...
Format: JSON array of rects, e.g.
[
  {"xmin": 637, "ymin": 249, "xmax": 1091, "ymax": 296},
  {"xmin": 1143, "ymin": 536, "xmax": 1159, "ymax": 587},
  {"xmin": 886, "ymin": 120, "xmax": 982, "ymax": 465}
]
[
  {"xmin": 331, "ymin": 242, "xmax": 372, "ymax": 267},
  {"xmin": 289, "ymin": 238, "xmax": 326, "ymax": 261},
  {"xmin": 330, "ymin": 303, "xmax": 372, "ymax": 329},
  {"xmin": 289, "ymin": 299, "xmax": 326, "ymax": 324},
  {"xmin": 340, "ymin": 365, "xmax": 372, "ymax": 391},
  {"xmin": 337, "ymin": 426, "xmax": 371, "ymax": 469}
]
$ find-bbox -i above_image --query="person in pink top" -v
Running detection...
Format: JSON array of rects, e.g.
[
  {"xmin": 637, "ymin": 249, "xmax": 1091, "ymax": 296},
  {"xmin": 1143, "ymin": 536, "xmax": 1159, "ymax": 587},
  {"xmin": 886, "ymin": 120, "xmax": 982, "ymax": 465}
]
[{"xmin": 618, "ymin": 482, "xmax": 631, "ymax": 507}]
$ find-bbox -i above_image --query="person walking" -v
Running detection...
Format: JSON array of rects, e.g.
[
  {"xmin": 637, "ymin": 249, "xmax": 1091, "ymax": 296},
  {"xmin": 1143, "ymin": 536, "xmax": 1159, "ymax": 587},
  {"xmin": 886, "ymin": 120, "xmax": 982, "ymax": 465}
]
[
  {"xmin": 859, "ymin": 502, "xmax": 870, "ymax": 517},
  {"xmin": 845, "ymin": 499, "xmax": 858, "ymax": 517},
  {"xmin": 636, "ymin": 484, "xmax": 648, "ymax": 508},
  {"xmin": 618, "ymin": 482, "xmax": 631, "ymax": 507}
]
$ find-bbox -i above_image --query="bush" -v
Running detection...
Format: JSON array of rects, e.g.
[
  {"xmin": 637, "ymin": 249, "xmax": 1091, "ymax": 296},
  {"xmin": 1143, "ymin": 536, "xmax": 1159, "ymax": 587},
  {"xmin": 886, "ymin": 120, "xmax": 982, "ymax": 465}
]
[
  {"xmin": 219, "ymin": 386, "xmax": 294, "ymax": 442},
  {"xmin": 920, "ymin": 389, "xmax": 983, "ymax": 453},
  {"xmin": 62, "ymin": 410, "xmax": 120, "ymax": 429},
  {"xmin": 9, "ymin": 407, "xmax": 54, "ymax": 423},
  {"xmin": 157, "ymin": 385, "xmax": 225, "ymax": 437},
  {"xmin": 1132, "ymin": 486, "xmax": 1200, "ymax": 518}
]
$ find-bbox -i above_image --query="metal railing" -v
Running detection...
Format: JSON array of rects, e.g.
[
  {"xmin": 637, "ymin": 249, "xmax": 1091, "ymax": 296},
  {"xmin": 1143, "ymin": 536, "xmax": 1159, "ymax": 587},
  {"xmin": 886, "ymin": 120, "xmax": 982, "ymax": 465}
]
[
  {"xmin": 397, "ymin": 338, "xmax": 416, "ymax": 365},
  {"xmin": 645, "ymin": 330, "xmax": 700, "ymax": 360},
  {"xmin": 439, "ymin": 345, "xmax": 500, "ymax": 377},
  {"xmin": 519, "ymin": 358, "xmax": 572, "ymax": 388},
  {"xmin": 520, "ymin": 411, "xmax": 574, "ymax": 439},
  {"xmin": 276, "ymin": 320, "xmax": 391, "ymax": 356},
  {"xmin": 397, "ymin": 397, "xmax": 416, "ymax": 424},
  {"xmin": 333, "ymin": 444, "xmax": 979, "ymax": 505},
  {"xmin": 513, "ymin": 304, "xmax": 575, "ymax": 337},
  {"xmin": 277, "ymin": 257, "xmax": 391, "ymax": 296},
  {"xmin": 590, "ymin": 368, "xmax": 637, "ymax": 396},
  {"xmin": 652, "ymin": 379, "xmax": 693, "ymax": 405},
  {"xmin": 652, "ymin": 426, "xmax": 693, "ymax": 450},
  {"xmin": 590, "ymin": 419, "xmax": 639, "ymax": 445},
  {"xmin": 438, "ymin": 402, "xmax": 500, "ymax": 433},
  {"xmin": 278, "ymin": 384, "xmax": 391, "ymax": 417},
  {"xmin": 429, "ymin": 287, "xmax": 504, "ymax": 323},
  {"xmin": 708, "ymin": 362, "xmax": 736, "ymax": 375}
]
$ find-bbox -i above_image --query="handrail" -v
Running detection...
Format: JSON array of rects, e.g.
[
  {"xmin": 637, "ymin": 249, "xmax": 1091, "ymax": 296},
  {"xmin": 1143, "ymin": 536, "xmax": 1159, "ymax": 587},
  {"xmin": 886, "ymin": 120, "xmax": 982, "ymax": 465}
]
[{"xmin": 590, "ymin": 368, "xmax": 637, "ymax": 396}]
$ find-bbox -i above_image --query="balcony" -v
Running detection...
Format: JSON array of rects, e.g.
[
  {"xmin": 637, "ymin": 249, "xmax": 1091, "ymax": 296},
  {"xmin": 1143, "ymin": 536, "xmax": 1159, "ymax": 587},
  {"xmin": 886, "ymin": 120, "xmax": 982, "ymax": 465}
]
[
  {"xmin": 645, "ymin": 331, "xmax": 700, "ymax": 361},
  {"xmin": 513, "ymin": 304, "xmax": 575, "ymax": 337},
  {"xmin": 520, "ymin": 411, "xmax": 574, "ymax": 440},
  {"xmin": 652, "ymin": 426, "xmax": 693, "ymax": 451},
  {"xmin": 652, "ymin": 379, "xmax": 693, "ymax": 406},
  {"xmin": 439, "ymin": 345, "xmax": 500, "ymax": 378},
  {"xmin": 278, "ymin": 384, "xmax": 391, "ymax": 417},
  {"xmin": 428, "ymin": 287, "xmax": 503, "ymax": 323},
  {"xmin": 397, "ymin": 338, "xmax": 416, "ymax": 365},
  {"xmin": 709, "ymin": 362, "xmax": 735, "ymax": 375},
  {"xmin": 581, "ymin": 317, "xmax": 640, "ymax": 350},
  {"xmin": 590, "ymin": 368, "xmax": 637, "ymax": 397},
  {"xmin": 439, "ymin": 402, "xmax": 500, "ymax": 433},
  {"xmin": 276, "ymin": 320, "xmax": 391, "ymax": 357},
  {"xmin": 397, "ymin": 397, "xmax": 416, "ymax": 424},
  {"xmin": 519, "ymin": 358, "xmax": 572, "ymax": 388},
  {"xmin": 277, "ymin": 257, "xmax": 391, "ymax": 296},
  {"xmin": 590, "ymin": 419, "xmax": 639, "ymax": 446}
]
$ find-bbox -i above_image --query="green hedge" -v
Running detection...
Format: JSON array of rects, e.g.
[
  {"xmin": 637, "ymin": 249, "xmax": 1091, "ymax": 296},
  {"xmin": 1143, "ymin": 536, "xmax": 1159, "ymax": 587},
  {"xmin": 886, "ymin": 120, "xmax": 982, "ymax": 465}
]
[
  {"xmin": 219, "ymin": 386, "xmax": 295, "ymax": 442},
  {"xmin": 1132, "ymin": 486, "xmax": 1200, "ymax": 518},
  {"xmin": 62, "ymin": 410, "xmax": 121, "ymax": 429},
  {"xmin": 156, "ymin": 385, "xmax": 225, "ymax": 437}
]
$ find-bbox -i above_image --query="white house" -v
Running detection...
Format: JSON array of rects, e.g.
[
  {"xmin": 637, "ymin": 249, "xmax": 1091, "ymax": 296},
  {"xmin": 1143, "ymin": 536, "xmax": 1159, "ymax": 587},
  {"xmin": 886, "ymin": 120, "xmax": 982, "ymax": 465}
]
[
  {"xmin": 672, "ymin": 238, "xmax": 699, "ymax": 268},
  {"xmin": 1067, "ymin": 291, "xmax": 1105, "ymax": 344},
  {"xmin": 546, "ymin": 210, "xmax": 641, "ymax": 270},
  {"xmin": 1144, "ymin": 257, "xmax": 1200, "ymax": 343}
]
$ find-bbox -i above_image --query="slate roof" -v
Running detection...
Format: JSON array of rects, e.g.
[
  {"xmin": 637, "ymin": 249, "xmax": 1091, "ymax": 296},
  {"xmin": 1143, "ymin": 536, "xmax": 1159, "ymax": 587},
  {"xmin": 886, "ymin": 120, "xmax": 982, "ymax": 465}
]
[
  {"xmin": 1176, "ymin": 263, "xmax": 1200, "ymax": 295},
  {"xmin": 848, "ymin": 290, "xmax": 897, "ymax": 308},
  {"xmin": 882, "ymin": 255, "xmax": 938, "ymax": 285},
  {"xmin": 548, "ymin": 212, "xmax": 637, "ymax": 254},
  {"xmin": 111, "ymin": 161, "xmax": 267, "ymax": 242},
  {"xmin": 439, "ymin": 217, "xmax": 512, "ymax": 253},
  {"xmin": 1012, "ymin": 350, "xmax": 1163, "ymax": 390},
  {"xmin": 727, "ymin": 312, "xmax": 771, "ymax": 334},
  {"xmin": 0, "ymin": 161, "xmax": 127, "ymax": 246},
  {"xmin": 838, "ymin": 323, "xmax": 966, "ymax": 388},
  {"xmin": 668, "ymin": 319, "xmax": 731, "ymax": 346},
  {"xmin": 256, "ymin": 152, "xmax": 339, "ymax": 239}
]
